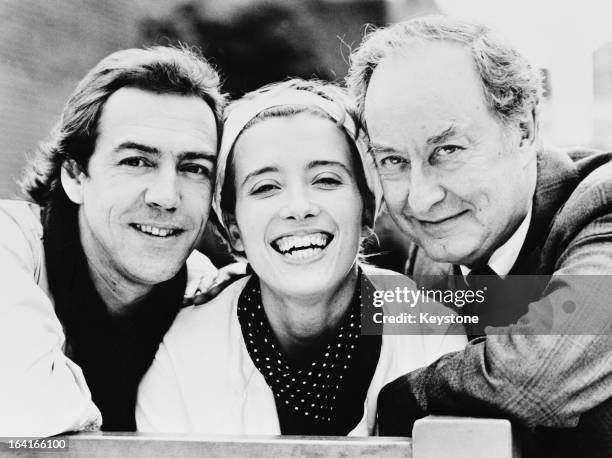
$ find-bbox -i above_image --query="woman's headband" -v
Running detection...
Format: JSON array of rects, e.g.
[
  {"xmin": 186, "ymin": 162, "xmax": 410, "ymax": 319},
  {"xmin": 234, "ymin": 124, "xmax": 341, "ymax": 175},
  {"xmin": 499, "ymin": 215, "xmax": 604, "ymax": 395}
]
[{"xmin": 212, "ymin": 82, "xmax": 382, "ymax": 249}]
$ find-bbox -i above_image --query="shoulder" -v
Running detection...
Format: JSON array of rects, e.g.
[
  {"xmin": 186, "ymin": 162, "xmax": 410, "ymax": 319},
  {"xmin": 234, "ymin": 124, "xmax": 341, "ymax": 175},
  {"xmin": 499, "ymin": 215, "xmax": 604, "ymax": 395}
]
[
  {"xmin": 569, "ymin": 151, "xmax": 612, "ymax": 208},
  {"xmin": 362, "ymin": 264, "xmax": 416, "ymax": 289},
  {"xmin": 545, "ymin": 148, "xmax": 612, "ymax": 208},
  {"xmin": 533, "ymin": 148, "xmax": 612, "ymax": 272},
  {"xmin": 0, "ymin": 200, "xmax": 44, "ymax": 271},
  {"xmin": 167, "ymin": 276, "xmax": 249, "ymax": 344},
  {"xmin": 185, "ymin": 250, "xmax": 218, "ymax": 295},
  {"xmin": 0, "ymin": 200, "xmax": 42, "ymax": 238},
  {"xmin": 550, "ymin": 149, "xmax": 612, "ymax": 231},
  {"xmin": 155, "ymin": 276, "xmax": 250, "ymax": 389},
  {"xmin": 361, "ymin": 264, "xmax": 404, "ymax": 277},
  {"xmin": 186, "ymin": 250, "xmax": 217, "ymax": 275}
]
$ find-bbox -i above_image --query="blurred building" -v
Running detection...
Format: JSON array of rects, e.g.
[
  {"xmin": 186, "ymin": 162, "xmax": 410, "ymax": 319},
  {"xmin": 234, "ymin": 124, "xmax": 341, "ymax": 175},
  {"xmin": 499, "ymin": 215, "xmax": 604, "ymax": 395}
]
[
  {"xmin": 140, "ymin": 0, "xmax": 390, "ymax": 97},
  {"xmin": 593, "ymin": 40, "xmax": 612, "ymax": 148},
  {"xmin": 0, "ymin": 0, "xmax": 401, "ymax": 199},
  {"xmin": 0, "ymin": 0, "xmax": 141, "ymax": 199}
]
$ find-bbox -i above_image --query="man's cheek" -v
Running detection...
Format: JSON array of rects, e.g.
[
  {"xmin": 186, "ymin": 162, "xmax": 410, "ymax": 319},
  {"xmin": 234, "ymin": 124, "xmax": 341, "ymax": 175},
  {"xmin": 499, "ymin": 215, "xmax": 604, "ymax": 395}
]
[{"xmin": 382, "ymin": 185, "xmax": 408, "ymax": 212}]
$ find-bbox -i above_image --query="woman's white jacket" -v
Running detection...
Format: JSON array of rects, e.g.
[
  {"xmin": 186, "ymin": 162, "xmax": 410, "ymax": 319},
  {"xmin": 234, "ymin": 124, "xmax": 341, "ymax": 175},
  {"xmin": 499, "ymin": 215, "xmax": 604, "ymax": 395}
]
[{"xmin": 137, "ymin": 268, "xmax": 467, "ymax": 435}]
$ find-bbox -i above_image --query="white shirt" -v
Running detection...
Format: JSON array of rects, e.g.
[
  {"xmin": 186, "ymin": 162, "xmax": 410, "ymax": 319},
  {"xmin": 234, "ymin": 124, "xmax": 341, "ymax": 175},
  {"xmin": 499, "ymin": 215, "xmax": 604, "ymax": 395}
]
[{"xmin": 460, "ymin": 204, "xmax": 533, "ymax": 278}]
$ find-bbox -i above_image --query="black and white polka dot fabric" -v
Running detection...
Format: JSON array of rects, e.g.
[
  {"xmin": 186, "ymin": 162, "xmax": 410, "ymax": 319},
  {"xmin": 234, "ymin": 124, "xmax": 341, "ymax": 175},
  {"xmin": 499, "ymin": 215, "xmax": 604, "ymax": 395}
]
[{"xmin": 237, "ymin": 270, "xmax": 380, "ymax": 435}]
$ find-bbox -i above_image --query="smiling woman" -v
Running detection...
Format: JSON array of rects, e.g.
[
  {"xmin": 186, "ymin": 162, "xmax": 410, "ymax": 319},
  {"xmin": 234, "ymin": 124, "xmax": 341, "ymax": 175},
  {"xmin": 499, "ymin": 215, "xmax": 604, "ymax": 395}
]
[{"xmin": 136, "ymin": 80, "xmax": 466, "ymax": 436}]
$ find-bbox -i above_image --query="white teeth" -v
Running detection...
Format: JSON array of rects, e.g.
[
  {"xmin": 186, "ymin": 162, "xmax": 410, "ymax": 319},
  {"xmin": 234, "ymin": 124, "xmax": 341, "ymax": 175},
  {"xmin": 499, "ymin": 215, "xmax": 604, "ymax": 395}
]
[
  {"xmin": 135, "ymin": 224, "xmax": 176, "ymax": 237},
  {"xmin": 275, "ymin": 233, "xmax": 329, "ymax": 254},
  {"xmin": 284, "ymin": 247, "xmax": 322, "ymax": 260}
]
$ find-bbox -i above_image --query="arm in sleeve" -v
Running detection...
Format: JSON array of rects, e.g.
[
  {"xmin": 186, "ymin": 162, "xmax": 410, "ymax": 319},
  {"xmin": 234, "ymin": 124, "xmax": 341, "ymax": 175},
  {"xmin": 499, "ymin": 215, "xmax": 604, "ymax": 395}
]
[
  {"xmin": 0, "ymin": 208, "xmax": 101, "ymax": 436},
  {"xmin": 378, "ymin": 211, "xmax": 612, "ymax": 434},
  {"xmin": 136, "ymin": 340, "xmax": 191, "ymax": 433}
]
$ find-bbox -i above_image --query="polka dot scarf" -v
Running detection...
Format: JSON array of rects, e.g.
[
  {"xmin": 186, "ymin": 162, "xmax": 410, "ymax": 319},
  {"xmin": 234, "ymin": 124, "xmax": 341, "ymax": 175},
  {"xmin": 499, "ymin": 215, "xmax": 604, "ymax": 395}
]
[{"xmin": 237, "ymin": 269, "xmax": 381, "ymax": 435}]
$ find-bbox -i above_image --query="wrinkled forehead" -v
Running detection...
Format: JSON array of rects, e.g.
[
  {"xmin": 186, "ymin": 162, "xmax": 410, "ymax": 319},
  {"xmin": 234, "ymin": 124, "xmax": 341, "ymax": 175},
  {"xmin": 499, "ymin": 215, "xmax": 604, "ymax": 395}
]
[
  {"xmin": 364, "ymin": 44, "xmax": 489, "ymax": 142},
  {"xmin": 365, "ymin": 42, "xmax": 480, "ymax": 110}
]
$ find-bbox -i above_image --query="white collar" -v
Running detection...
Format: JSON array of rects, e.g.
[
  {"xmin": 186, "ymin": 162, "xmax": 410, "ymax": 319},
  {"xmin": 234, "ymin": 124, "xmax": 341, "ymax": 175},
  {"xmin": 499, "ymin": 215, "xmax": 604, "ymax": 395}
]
[{"xmin": 460, "ymin": 204, "xmax": 533, "ymax": 278}]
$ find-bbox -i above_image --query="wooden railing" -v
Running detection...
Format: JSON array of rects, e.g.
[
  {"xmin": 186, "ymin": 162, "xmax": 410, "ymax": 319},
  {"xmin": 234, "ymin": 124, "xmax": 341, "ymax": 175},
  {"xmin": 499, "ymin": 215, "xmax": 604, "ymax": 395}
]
[{"xmin": 1, "ymin": 416, "xmax": 520, "ymax": 457}]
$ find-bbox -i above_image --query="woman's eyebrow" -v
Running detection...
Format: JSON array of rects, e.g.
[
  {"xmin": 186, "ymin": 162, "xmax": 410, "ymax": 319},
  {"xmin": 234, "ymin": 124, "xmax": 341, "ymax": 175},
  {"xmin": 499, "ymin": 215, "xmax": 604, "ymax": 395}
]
[
  {"xmin": 241, "ymin": 166, "xmax": 279, "ymax": 186},
  {"xmin": 307, "ymin": 160, "xmax": 352, "ymax": 174}
]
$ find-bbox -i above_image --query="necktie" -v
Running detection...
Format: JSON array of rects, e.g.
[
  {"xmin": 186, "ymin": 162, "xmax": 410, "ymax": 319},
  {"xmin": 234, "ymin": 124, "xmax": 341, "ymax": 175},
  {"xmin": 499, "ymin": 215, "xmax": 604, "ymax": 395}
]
[
  {"xmin": 466, "ymin": 264, "xmax": 499, "ymax": 289},
  {"xmin": 461, "ymin": 264, "xmax": 502, "ymax": 340}
]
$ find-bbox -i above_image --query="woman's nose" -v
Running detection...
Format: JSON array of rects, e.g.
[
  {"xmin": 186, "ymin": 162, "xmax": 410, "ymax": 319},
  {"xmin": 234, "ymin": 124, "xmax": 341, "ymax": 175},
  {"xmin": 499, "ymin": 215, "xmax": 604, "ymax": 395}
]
[{"xmin": 278, "ymin": 188, "xmax": 320, "ymax": 220}]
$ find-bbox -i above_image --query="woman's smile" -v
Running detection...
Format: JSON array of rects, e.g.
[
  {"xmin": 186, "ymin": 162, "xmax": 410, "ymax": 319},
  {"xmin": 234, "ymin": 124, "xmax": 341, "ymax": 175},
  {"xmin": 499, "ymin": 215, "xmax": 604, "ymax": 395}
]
[
  {"xmin": 271, "ymin": 231, "xmax": 334, "ymax": 261},
  {"xmin": 230, "ymin": 113, "xmax": 365, "ymax": 298}
]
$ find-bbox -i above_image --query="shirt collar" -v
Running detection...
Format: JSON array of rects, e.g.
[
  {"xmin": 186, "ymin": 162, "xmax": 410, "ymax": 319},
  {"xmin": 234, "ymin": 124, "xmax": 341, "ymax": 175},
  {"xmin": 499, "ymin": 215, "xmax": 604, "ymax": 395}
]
[{"xmin": 460, "ymin": 203, "xmax": 533, "ymax": 278}]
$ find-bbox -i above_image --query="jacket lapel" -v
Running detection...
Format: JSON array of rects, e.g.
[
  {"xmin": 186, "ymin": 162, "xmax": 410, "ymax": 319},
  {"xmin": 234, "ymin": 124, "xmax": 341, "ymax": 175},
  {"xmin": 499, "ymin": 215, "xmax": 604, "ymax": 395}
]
[{"xmin": 511, "ymin": 148, "xmax": 580, "ymax": 274}]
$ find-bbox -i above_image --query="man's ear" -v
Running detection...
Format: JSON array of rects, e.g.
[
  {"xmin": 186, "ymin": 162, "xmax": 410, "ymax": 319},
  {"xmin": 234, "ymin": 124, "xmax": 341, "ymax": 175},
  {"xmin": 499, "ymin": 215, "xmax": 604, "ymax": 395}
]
[
  {"xmin": 518, "ymin": 108, "xmax": 537, "ymax": 149},
  {"xmin": 515, "ymin": 108, "xmax": 538, "ymax": 166},
  {"xmin": 60, "ymin": 160, "xmax": 86, "ymax": 204},
  {"xmin": 225, "ymin": 215, "xmax": 244, "ymax": 252}
]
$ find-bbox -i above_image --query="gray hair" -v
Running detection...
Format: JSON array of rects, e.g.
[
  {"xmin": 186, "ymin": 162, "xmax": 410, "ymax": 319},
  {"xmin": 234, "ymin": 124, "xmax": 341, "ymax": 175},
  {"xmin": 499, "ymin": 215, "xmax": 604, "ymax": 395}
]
[{"xmin": 347, "ymin": 15, "xmax": 542, "ymax": 128}]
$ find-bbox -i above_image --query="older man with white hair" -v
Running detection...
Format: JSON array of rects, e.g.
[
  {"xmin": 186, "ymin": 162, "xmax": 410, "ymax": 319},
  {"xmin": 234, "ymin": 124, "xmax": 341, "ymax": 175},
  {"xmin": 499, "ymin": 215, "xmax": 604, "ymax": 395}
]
[{"xmin": 348, "ymin": 15, "xmax": 612, "ymax": 456}]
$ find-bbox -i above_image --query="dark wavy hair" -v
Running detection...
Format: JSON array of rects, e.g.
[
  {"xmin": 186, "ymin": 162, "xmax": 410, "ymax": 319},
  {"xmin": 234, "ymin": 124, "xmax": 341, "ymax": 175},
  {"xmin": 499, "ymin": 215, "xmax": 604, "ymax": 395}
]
[{"xmin": 20, "ymin": 45, "xmax": 226, "ymax": 208}]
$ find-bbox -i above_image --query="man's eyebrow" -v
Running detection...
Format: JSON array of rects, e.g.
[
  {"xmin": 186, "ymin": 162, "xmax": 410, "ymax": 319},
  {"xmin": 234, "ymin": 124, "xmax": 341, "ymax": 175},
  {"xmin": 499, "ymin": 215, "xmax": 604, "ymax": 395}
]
[
  {"xmin": 307, "ymin": 160, "xmax": 352, "ymax": 175},
  {"xmin": 114, "ymin": 142, "xmax": 215, "ymax": 162},
  {"xmin": 368, "ymin": 143, "xmax": 402, "ymax": 155},
  {"xmin": 178, "ymin": 151, "xmax": 216, "ymax": 162},
  {"xmin": 242, "ymin": 166, "xmax": 279, "ymax": 186},
  {"xmin": 426, "ymin": 124, "xmax": 457, "ymax": 145},
  {"xmin": 114, "ymin": 141, "xmax": 160, "ymax": 155}
]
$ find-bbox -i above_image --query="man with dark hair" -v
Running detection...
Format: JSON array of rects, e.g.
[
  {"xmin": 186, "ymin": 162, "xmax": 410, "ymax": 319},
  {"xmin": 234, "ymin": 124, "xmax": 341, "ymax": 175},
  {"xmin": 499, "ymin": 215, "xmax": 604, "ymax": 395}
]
[
  {"xmin": 1, "ymin": 45, "xmax": 226, "ymax": 435},
  {"xmin": 348, "ymin": 15, "xmax": 612, "ymax": 456}
]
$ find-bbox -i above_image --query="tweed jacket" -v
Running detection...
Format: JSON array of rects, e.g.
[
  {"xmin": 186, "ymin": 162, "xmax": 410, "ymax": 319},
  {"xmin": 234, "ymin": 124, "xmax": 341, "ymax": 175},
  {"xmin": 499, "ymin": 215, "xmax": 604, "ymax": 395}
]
[
  {"xmin": 0, "ymin": 200, "xmax": 216, "ymax": 437},
  {"xmin": 379, "ymin": 148, "xmax": 612, "ymax": 456}
]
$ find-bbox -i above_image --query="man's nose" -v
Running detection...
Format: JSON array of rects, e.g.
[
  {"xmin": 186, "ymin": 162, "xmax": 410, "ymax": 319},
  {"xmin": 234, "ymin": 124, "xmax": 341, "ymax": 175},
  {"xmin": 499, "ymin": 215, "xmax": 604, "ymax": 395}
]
[
  {"xmin": 278, "ymin": 187, "xmax": 320, "ymax": 220},
  {"xmin": 406, "ymin": 165, "xmax": 445, "ymax": 216},
  {"xmin": 144, "ymin": 166, "xmax": 180, "ymax": 211}
]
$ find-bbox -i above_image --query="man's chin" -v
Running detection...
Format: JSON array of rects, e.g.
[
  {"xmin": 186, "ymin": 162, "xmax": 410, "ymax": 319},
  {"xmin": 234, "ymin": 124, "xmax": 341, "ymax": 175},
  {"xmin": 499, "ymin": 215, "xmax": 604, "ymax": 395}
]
[
  {"xmin": 128, "ymin": 262, "xmax": 185, "ymax": 286},
  {"xmin": 420, "ymin": 241, "xmax": 479, "ymax": 266}
]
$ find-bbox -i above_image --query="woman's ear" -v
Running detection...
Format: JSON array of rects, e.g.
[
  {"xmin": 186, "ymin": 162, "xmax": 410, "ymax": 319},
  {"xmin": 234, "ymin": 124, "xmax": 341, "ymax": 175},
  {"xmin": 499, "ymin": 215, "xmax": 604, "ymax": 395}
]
[
  {"xmin": 60, "ymin": 160, "xmax": 86, "ymax": 204},
  {"xmin": 225, "ymin": 215, "xmax": 245, "ymax": 252}
]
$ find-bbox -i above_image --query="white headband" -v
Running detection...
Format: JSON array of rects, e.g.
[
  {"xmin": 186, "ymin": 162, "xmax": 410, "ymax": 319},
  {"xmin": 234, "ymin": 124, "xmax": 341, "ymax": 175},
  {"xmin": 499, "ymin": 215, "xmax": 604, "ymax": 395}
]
[{"xmin": 212, "ymin": 83, "xmax": 382, "ymax": 248}]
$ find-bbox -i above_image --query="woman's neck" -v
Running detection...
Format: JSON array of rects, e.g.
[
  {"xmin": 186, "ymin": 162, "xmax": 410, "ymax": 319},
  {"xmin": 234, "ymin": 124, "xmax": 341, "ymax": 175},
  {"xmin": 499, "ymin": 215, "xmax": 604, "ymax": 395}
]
[{"xmin": 259, "ymin": 266, "xmax": 359, "ymax": 361}]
